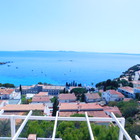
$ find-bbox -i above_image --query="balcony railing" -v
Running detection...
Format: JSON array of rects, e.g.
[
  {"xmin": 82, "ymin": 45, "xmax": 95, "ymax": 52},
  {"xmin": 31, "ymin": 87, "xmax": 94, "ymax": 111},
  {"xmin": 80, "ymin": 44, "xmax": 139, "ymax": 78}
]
[{"xmin": 0, "ymin": 109, "xmax": 139, "ymax": 140}]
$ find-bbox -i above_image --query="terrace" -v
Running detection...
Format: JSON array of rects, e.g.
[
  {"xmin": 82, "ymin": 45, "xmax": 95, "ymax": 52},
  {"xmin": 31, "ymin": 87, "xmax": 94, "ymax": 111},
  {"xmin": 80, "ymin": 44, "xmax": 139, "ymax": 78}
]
[{"xmin": 0, "ymin": 109, "xmax": 139, "ymax": 140}]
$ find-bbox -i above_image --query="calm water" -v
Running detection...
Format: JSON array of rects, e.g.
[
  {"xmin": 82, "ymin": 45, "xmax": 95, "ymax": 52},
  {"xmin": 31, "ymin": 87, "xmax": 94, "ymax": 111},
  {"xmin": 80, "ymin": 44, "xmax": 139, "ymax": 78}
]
[{"xmin": 0, "ymin": 51, "xmax": 140, "ymax": 86}]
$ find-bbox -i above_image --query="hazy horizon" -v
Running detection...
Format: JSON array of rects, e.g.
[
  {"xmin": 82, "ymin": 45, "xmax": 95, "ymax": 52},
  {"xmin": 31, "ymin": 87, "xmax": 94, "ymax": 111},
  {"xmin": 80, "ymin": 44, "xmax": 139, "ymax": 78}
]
[{"xmin": 0, "ymin": 50, "xmax": 140, "ymax": 55}]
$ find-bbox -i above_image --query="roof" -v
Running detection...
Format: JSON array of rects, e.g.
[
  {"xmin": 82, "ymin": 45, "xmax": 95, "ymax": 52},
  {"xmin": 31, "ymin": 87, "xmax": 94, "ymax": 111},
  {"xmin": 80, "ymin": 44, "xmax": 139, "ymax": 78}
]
[
  {"xmin": 59, "ymin": 93, "xmax": 76, "ymax": 100},
  {"xmin": 123, "ymin": 98, "xmax": 132, "ymax": 102},
  {"xmin": 118, "ymin": 87, "xmax": 134, "ymax": 93},
  {"xmin": 59, "ymin": 103, "xmax": 103, "ymax": 111},
  {"xmin": 85, "ymin": 93, "xmax": 100, "ymax": 100},
  {"xmin": 32, "ymin": 96, "xmax": 50, "ymax": 102},
  {"xmin": 17, "ymin": 85, "xmax": 34, "ymax": 90},
  {"xmin": 103, "ymin": 106, "xmax": 122, "ymax": 116},
  {"xmin": 0, "ymin": 104, "xmax": 45, "ymax": 111},
  {"xmin": 37, "ymin": 92, "xmax": 48, "ymax": 96},
  {"xmin": 135, "ymin": 87, "xmax": 140, "ymax": 89},
  {"xmin": 131, "ymin": 80, "xmax": 140, "ymax": 85},
  {"xmin": 0, "ymin": 100, "xmax": 8, "ymax": 104},
  {"xmin": 0, "ymin": 88, "xmax": 14, "ymax": 95},
  {"xmin": 59, "ymin": 111, "xmax": 108, "ymax": 117},
  {"xmin": 108, "ymin": 90, "xmax": 125, "ymax": 98},
  {"xmin": 43, "ymin": 85, "xmax": 65, "ymax": 90}
]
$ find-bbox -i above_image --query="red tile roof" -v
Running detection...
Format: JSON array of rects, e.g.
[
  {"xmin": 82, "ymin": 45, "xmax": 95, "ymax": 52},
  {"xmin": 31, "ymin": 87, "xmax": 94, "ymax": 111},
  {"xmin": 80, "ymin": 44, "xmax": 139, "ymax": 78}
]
[
  {"xmin": 108, "ymin": 90, "xmax": 125, "ymax": 98},
  {"xmin": 135, "ymin": 87, "xmax": 140, "ymax": 89},
  {"xmin": 103, "ymin": 106, "xmax": 122, "ymax": 116},
  {"xmin": 0, "ymin": 88, "xmax": 14, "ymax": 95},
  {"xmin": 118, "ymin": 87, "xmax": 134, "ymax": 93},
  {"xmin": 131, "ymin": 80, "xmax": 140, "ymax": 85},
  {"xmin": 59, "ymin": 93, "xmax": 76, "ymax": 100},
  {"xmin": 86, "ymin": 93, "xmax": 100, "ymax": 100},
  {"xmin": 0, "ymin": 104, "xmax": 45, "ymax": 111},
  {"xmin": 32, "ymin": 95, "xmax": 50, "ymax": 102},
  {"xmin": 123, "ymin": 98, "xmax": 132, "ymax": 102},
  {"xmin": 59, "ymin": 103, "xmax": 103, "ymax": 111}
]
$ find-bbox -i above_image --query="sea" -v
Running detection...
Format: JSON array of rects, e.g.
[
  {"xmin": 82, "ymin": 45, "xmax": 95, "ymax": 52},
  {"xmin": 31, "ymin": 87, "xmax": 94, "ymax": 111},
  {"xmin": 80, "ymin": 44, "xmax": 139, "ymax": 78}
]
[{"xmin": 0, "ymin": 51, "xmax": 140, "ymax": 87}]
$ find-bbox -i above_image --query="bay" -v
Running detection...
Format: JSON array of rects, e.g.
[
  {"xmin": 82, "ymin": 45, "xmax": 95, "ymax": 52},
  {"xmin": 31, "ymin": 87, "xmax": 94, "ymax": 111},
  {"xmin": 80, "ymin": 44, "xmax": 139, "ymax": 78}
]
[{"xmin": 0, "ymin": 51, "xmax": 140, "ymax": 86}]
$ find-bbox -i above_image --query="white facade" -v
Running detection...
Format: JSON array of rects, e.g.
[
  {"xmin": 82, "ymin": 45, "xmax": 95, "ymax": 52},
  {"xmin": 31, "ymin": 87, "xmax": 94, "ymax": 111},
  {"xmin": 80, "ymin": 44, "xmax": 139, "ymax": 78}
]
[
  {"xmin": 118, "ymin": 87, "xmax": 135, "ymax": 98},
  {"xmin": 102, "ymin": 90, "xmax": 124, "ymax": 102},
  {"xmin": 59, "ymin": 99, "xmax": 76, "ymax": 103}
]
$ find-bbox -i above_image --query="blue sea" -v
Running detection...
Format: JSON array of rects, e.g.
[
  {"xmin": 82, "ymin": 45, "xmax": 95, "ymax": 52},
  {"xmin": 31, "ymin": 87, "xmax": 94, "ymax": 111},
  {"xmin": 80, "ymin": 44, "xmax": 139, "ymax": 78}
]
[{"xmin": 0, "ymin": 51, "xmax": 140, "ymax": 86}]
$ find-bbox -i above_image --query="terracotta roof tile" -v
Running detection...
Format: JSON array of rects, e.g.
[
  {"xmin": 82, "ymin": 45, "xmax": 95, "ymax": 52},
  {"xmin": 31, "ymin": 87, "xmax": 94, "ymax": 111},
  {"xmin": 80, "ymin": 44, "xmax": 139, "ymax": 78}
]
[
  {"xmin": 0, "ymin": 104, "xmax": 45, "ymax": 111},
  {"xmin": 86, "ymin": 93, "xmax": 100, "ymax": 100},
  {"xmin": 59, "ymin": 103, "xmax": 103, "ymax": 111},
  {"xmin": 32, "ymin": 96, "xmax": 50, "ymax": 102},
  {"xmin": 0, "ymin": 88, "xmax": 14, "ymax": 95},
  {"xmin": 118, "ymin": 87, "xmax": 134, "ymax": 93},
  {"xmin": 108, "ymin": 90, "xmax": 125, "ymax": 98},
  {"xmin": 104, "ymin": 106, "xmax": 122, "ymax": 116},
  {"xmin": 59, "ymin": 94, "xmax": 76, "ymax": 100}
]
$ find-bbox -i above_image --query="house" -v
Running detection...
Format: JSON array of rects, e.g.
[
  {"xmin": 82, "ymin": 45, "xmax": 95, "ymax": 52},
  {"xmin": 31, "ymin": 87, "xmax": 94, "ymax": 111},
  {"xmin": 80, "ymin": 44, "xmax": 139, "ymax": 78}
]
[
  {"xmin": 59, "ymin": 102, "xmax": 108, "ymax": 117},
  {"xmin": 102, "ymin": 90, "xmax": 124, "ymax": 102},
  {"xmin": 32, "ymin": 95, "xmax": 51, "ymax": 104},
  {"xmin": 0, "ymin": 88, "xmax": 15, "ymax": 99},
  {"xmin": 85, "ymin": 93, "xmax": 101, "ymax": 103},
  {"xmin": 131, "ymin": 80, "xmax": 140, "ymax": 88},
  {"xmin": 16, "ymin": 84, "xmax": 65, "ymax": 96},
  {"xmin": 15, "ymin": 85, "xmax": 39, "ymax": 94},
  {"xmin": 103, "ymin": 106, "xmax": 122, "ymax": 116},
  {"xmin": 58, "ymin": 93, "xmax": 77, "ymax": 103},
  {"xmin": 118, "ymin": 87, "xmax": 135, "ymax": 98},
  {"xmin": 42, "ymin": 85, "xmax": 65, "ymax": 96},
  {"xmin": 0, "ymin": 104, "xmax": 51, "ymax": 116}
]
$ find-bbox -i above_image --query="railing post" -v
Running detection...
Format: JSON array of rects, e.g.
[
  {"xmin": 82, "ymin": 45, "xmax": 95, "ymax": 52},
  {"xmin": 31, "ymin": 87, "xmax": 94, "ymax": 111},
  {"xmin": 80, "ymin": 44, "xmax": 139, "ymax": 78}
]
[
  {"xmin": 119, "ymin": 118, "xmax": 125, "ymax": 140},
  {"xmin": 10, "ymin": 115, "xmax": 16, "ymax": 138},
  {"xmin": 52, "ymin": 111, "xmax": 59, "ymax": 140},
  {"xmin": 135, "ymin": 135, "xmax": 140, "ymax": 140}
]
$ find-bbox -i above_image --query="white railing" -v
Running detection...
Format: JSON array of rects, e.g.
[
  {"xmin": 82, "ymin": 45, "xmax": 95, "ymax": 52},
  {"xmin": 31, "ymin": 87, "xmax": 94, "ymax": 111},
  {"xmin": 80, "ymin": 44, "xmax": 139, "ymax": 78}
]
[{"xmin": 0, "ymin": 110, "xmax": 140, "ymax": 140}]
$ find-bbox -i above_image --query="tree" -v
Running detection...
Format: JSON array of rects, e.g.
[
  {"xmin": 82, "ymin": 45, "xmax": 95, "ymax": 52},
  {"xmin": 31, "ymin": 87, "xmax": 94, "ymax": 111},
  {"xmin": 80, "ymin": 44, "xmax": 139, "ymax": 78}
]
[
  {"xmin": 0, "ymin": 120, "xmax": 10, "ymax": 136},
  {"xmin": 135, "ymin": 93, "xmax": 140, "ymax": 100},
  {"xmin": 52, "ymin": 97, "xmax": 59, "ymax": 116},
  {"xmin": 71, "ymin": 88, "xmax": 87, "ymax": 101},
  {"xmin": 38, "ymin": 82, "xmax": 43, "ymax": 84},
  {"xmin": 19, "ymin": 84, "xmax": 22, "ymax": 95}
]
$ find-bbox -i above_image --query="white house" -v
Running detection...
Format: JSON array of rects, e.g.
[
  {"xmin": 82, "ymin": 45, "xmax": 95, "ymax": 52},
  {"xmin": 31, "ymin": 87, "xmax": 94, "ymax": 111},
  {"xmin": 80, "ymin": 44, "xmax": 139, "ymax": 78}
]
[
  {"xmin": 32, "ymin": 95, "xmax": 51, "ymax": 104},
  {"xmin": 0, "ymin": 88, "xmax": 15, "ymax": 99},
  {"xmin": 102, "ymin": 90, "xmax": 124, "ymax": 102},
  {"xmin": 58, "ymin": 93, "xmax": 77, "ymax": 103}
]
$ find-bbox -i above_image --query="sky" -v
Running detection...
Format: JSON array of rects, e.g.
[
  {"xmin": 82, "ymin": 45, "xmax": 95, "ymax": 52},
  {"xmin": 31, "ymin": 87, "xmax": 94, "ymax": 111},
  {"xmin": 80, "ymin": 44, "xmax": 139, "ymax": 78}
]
[{"xmin": 0, "ymin": 0, "xmax": 140, "ymax": 53}]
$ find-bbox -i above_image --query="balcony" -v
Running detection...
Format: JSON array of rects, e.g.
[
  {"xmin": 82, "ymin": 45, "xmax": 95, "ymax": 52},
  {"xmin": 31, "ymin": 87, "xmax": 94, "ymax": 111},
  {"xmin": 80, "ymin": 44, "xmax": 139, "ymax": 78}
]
[{"xmin": 0, "ymin": 109, "xmax": 139, "ymax": 140}]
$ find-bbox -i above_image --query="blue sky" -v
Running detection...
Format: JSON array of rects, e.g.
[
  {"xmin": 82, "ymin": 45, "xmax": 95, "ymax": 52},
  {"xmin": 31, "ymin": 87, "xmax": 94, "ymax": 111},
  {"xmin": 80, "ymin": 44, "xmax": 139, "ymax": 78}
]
[{"xmin": 0, "ymin": 0, "xmax": 140, "ymax": 53}]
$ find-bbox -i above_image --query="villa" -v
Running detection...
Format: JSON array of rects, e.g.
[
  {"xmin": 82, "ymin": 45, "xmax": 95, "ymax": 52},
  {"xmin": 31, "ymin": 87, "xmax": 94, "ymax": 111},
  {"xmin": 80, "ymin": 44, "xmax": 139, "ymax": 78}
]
[
  {"xmin": 118, "ymin": 86, "xmax": 135, "ymax": 98},
  {"xmin": 85, "ymin": 93, "xmax": 101, "ymax": 103},
  {"xmin": 102, "ymin": 90, "xmax": 124, "ymax": 102}
]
